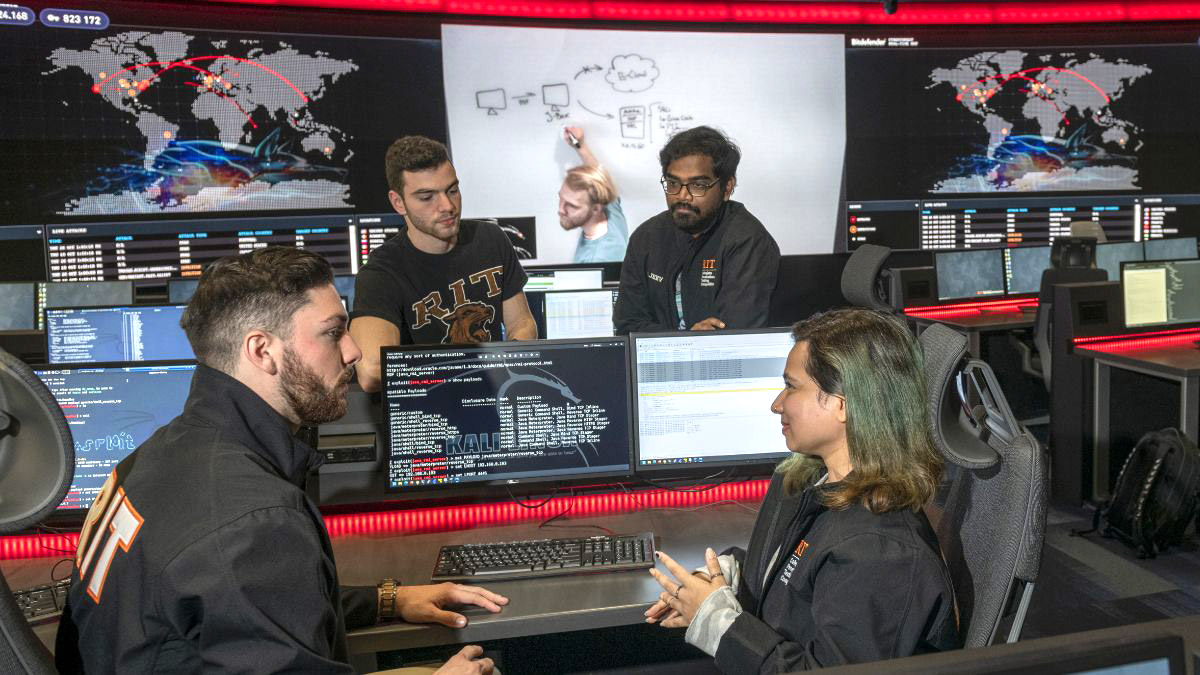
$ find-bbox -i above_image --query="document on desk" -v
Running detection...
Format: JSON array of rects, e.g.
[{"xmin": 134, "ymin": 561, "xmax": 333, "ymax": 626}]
[{"xmin": 1124, "ymin": 267, "xmax": 1168, "ymax": 327}]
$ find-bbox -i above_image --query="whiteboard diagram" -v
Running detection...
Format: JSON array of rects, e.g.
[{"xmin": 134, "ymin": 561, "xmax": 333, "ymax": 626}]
[{"xmin": 443, "ymin": 25, "xmax": 846, "ymax": 264}]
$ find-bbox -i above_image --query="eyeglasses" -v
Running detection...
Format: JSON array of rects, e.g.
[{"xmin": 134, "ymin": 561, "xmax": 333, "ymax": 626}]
[{"xmin": 660, "ymin": 177, "xmax": 720, "ymax": 197}]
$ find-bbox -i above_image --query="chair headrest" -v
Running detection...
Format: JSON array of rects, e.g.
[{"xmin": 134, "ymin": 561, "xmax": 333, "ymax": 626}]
[
  {"xmin": 841, "ymin": 244, "xmax": 892, "ymax": 311},
  {"xmin": 1051, "ymin": 236, "xmax": 1097, "ymax": 270},
  {"xmin": 919, "ymin": 324, "xmax": 1000, "ymax": 469}
]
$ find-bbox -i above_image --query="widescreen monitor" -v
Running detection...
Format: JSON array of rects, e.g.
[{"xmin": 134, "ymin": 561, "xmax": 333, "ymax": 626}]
[
  {"xmin": 1005, "ymin": 246, "xmax": 1052, "ymax": 295},
  {"xmin": 1122, "ymin": 259, "xmax": 1200, "ymax": 328},
  {"xmin": 0, "ymin": 283, "xmax": 37, "ymax": 331},
  {"xmin": 935, "ymin": 249, "xmax": 1006, "ymax": 301},
  {"xmin": 632, "ymin": 329, "xmax": 793, "ymax": 472},
  {"xmin": 46, "ymin": 305, "xmax": 192, "ymax": 364},
  {"xmin": 35, "ymin": 362, "xmax": 196, "ymax": 511},
  {"xmin": 381, "ymin": 338, "xmax": 632, "ymax": 491},
  {"xmin": 523, "ymin": 268, "xmax": 604, "ymax": 292},
  {"xmin": 526, "ymin": 289, "xmax": 618, "ymax": 339},
  {"xmin": 168, "ymin": 278, "xmax": 200, "ymax": 304},
  {"xmin": 44, "ymin": 281, "xmax": 134, "ymax": 309},
  {"xmin": 0, "ymin": 225, "xmax": 47, "ymax": 282},
  {"xmin": 1095, "ymin": 241, "xmax": 1145, "ymax": 281},
  {"xmin": 1144, "ymin": 236, "xmax": 1198, "ymax": 262}
]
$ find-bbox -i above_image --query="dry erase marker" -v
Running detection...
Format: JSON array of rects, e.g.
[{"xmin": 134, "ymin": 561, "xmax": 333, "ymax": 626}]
[{"xmin": 564, "ymin": 127, "xmax": 581, "ymax": 148}]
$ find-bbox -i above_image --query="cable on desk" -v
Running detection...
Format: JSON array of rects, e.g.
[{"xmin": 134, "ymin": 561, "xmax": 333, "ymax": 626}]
[
  {"xmin": 618, "ymin": 483, "xmax": 760, "ymax": 516},
  {"xmin": 35, "ymin": 524, "xmax": 78, "ymax": 555},
  {"xmin": 504, "ymin": 483, "xmax": 561, "ymax": 509},
  {"xmin": 50, "ymin": 557, "xmax": 75, "ymax": 584},
  {"xmin": 636, "ymin": 470, "xmax": 738, "ymax": 493}
]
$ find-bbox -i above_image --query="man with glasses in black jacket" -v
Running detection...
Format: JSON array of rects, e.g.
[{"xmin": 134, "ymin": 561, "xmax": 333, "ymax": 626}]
[{"xmin": 614, "ymin": 126, "xmax": 780, "ymax": 334}]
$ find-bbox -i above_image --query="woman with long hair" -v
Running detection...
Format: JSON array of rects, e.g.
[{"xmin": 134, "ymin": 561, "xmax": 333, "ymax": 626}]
[{"xmin": 646, "ymin": 308, "xmax": 960, "ymax": 673}]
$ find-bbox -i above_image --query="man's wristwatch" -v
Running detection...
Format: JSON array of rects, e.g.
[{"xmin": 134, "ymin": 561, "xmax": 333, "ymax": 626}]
[{"xmin": 377, "ymin": 578, "xmax": 399, "ymax": 621}]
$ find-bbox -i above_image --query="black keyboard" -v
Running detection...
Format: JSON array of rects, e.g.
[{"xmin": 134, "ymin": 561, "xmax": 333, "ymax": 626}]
[
  {"xmin": 432, "ymin": 532, "xmax": 656, "ymax": 582},
  {"xmin": 13, "ymin": 578, "xmax": 71, "ymax": 624}
]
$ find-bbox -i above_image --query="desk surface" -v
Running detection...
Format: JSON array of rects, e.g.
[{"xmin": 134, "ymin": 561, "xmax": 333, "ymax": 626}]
[
  {"xmin": 1075, "ymin": 343, "xmax": 1200, "ymax": 376},
  {"xmin": 909, "ymin": 310, "xmax": 1036, "ymax": 331},
  {"xmin": 334, "ymin": 501, "xmax": 758, "ymax": 654}
]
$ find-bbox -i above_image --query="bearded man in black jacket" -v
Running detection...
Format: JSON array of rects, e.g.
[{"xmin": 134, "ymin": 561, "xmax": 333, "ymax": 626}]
[{"xmin": 56, "ymin": 246, "xmax": 502, "ymax": 674}]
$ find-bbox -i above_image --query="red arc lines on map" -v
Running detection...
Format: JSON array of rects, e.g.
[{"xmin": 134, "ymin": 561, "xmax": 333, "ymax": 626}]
[
  {"xmin": 91, "ymin": 55, "xmax": 310, "ymax": 130},
  {"xmin": 954, "ymin": 66, "xmax": 1112, "ymax": 129},
  {"xmin": 959, "ymin": 66, "xmax": 1112, "ymax": 104}
]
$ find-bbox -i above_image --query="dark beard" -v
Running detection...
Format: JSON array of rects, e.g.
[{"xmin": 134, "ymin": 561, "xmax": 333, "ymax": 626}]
[
  {"xmin": 671, "ymin": 203, "xmax": 720, "ymax": 235},
  {"xmin": 280, "ymin": 347, "xmax": 352, "ymax": 426}
]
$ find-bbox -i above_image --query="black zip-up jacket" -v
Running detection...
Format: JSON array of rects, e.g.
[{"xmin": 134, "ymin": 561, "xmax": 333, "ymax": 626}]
[
  {"xmin": 55, "ymin": 365, "xmax": 377, "ymax": 674},
  {"xmin": 613, "ymin": 201, "xmax": 780, "ymax": 334},
  {"xmin": 715, "ymin": 472, "xmax": 960, "ymax": 673}
]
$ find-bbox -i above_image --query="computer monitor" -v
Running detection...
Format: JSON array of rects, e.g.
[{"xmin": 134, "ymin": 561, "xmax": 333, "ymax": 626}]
[
  {"xmin": 1005, "ymin": 246, "xmax": 1052, "ymax": 295},
  {"xmin": 934, "ymin": 249, "xmax": 1006, "ymax": 302},
  {"xmin": 526, "ymin": 289, "xmax": 619, "ymax": 340},
  {"xmin": 1122, "ymin": 259, "xmax": 1200, "ymax": 329},
  {"xmin": 917, "ymin": 633, "xmax": 1186, "ymax": 675},
  {"xmin": 334, "ymin": 274, "xmax": 356, "ymax": 312},
  {"xmin": 523, "ymin": 268, "xmax": 604, "ymax": 292},
  {"xmin": 1095, "ymin": 241, "xmax": 1145, "ymax": 282},
  {"xmin": 35, "ymin": 362, "xmax": 197, "ymax": 511},
  {"xmin": 632, "ymin": 329, "xmax": 793, "ymax": 472},
  {"xmin": 0, "ymin": 225, "xmax": 48, "ymax": 282},
  {"xmin": 1144, "ymin": 236, "xmax": 1198, "ymax": 262},
  {"xmin": 167, "ymin": 278, "xmax": 200, "ymax": 304},
  {"xmin": 381, "ymin": 338, "xmax": 632, "ymax": 490},
  {"xmin": 45, "ymin": 215, "xmax": 356, "ymax": 281},
  {"xmin": 45, "ymin": 305, "xmax": 192, "ymax": 364},
  {"xmin": 0, "ymin": 283, "xmax": 37, "ymax": 331},
  {"xmin": 44, "ymin": 281, "xmax": 135, "ymax": 309}
]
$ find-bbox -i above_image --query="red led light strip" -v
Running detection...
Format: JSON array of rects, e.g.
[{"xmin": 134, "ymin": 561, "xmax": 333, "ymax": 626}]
[
  {"xmin": 208, "ymin": 0, "xmax": 1200, "ymax": 23},
  {"xmin": 905, "ymin": 297, "xmax": 1037, "ymax": 316},
  {"xmin": 1073, "ymin": 327, "xmax": 1200, "ymax": 351},
  {"xmin": 0, "ymin": 480, "xmax": 769, "ymax": 560}
]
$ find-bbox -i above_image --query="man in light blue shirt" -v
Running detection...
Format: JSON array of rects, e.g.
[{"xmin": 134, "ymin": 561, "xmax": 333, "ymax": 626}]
[{"xmin": 558, "ymin": 126, "xmax": 628, "ymax": 263}]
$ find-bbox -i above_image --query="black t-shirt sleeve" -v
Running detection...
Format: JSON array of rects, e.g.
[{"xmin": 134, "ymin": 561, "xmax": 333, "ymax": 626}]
[
  {"xmin": 350, "ymin": 261, "xmax": 407, "ymax": 331},
  {"xmin": 495, "ymin": 226, "xmax": 528, "ymax": 301}
]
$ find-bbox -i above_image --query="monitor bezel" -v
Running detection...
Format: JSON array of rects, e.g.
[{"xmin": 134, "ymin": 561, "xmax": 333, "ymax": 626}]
[
  {"xmin": 33, "ymin": 359, "xmax": 199, "ymax": 515},
  {"xmin": 964, "ymin": 632, "xmax": 1186, "ymax": 675},
  {"xmin": 42, "ymin": 280, "xmax": 136, "ymax": 310},
  {"xmin": 1120, "ymin": 257, "xmax": 1200, "ymax": 330},
  {"xmin": 1143, "ymin": 235, "xmax": 1199, "ymax": 262},
  {"xmin": 1094, "ymin": 240, "xmax": 1146, "ymax": 282},
  {"xmin": 1003, "ymin": 245, "xmax": 1053, "ymax": 297},
  {"xmin": 934, "ymin": 247, "xmax": 1008, "ymax": 303},
  {"xmin": 43, "ymin": 303, "xmax": 191, "ymax": 365},
  {"xmin": 629, "ymin": 327, "xmax": 794, "ymax": 477},
  {"xmin": 534, "ymin": 287, "xmax": 620, "ymax": 340},
  {"xmin": 379, "ymin": 336, "xmax": 635, "ymax": 495},
  {"xmin": 0, "ymin": 281, "xmax": 40, "ymax": 332}
]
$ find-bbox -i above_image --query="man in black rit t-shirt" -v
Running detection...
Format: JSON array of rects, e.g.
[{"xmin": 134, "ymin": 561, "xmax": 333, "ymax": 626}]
[{"xmin": 350, "ymin": 136, "xmax": 537, "ymax": 392}]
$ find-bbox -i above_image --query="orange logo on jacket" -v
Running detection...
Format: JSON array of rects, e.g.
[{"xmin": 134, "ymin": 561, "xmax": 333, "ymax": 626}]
[
  {"xmin": 702, "ymin": 259, "xmax": 717, "ymax": 269},
  {"xmin": 794, "ymin": 540, "xmax": 809, "ymax": 558}
]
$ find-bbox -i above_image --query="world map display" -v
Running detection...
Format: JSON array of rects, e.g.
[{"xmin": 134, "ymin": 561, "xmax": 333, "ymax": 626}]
[
  {"xmin": 44, "ymin": 30, "xmax": 359, "ymax": 215},
  {"xmin": 927, "ymin": 50, "xmax": 1151, "ymax": 193}
]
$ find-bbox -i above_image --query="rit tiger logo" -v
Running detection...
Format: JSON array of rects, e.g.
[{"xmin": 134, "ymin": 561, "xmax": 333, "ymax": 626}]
[{"xmin": 411, "ymin": 266, "xmax": 503, "ymax": 344}]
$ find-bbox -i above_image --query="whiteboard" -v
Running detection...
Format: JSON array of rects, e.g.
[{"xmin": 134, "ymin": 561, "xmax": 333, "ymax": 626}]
[{"xmin": 442, "ymin": 25, "xmax": 846, "ymax": 264}]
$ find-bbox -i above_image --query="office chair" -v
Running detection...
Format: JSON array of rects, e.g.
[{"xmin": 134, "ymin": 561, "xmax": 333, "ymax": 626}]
[
  {"xmin": 1015, "ymin": 237, "xmax": 1106, "ymax": 392},
  {"xmin": 920, "ymin": 324, "xmax": 1048, "ymax": 648},
  {"xmin": 840, "ymin": 243, "xmax": 893, "ymax": 311},
  {"xmin": 0, "ymin": 348, "xmax": 75, "ymax": 674}
]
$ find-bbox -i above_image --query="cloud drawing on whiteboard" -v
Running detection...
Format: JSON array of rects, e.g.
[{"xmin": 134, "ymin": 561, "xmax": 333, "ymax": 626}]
[{"xmin": 605, "ymin": 54, "xmax": 659, "ymax": 93}]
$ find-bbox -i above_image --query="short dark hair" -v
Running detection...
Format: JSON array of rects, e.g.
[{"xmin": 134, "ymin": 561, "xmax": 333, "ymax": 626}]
[
  {"xmin": 385, "ymin": 136, "xmax": 451, "ymax": 194},
  {"xmin": 180, "ymin": 247, "xmax": 334, "ymax": 373},
  {"xmin": 658, "ymin": 126, "xmax": 741, "ymax": 188}
]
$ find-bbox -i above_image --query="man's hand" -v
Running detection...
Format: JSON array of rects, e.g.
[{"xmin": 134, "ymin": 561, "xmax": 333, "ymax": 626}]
[
  {"xmin": 394, "ymin": 583, "xmax": 508, "ymax": 628},
  {"xmin": 563, "ymin": 125, "xmax": 585, "ymax": 147},
  {"xmin": 645, "ymin": 548, "xmax": 727, "ymax": 628},
  {"xmin": 690, "ymin": 317, "xmax": 726, "ymax": 331},
  {"xmin": 434, "ymin": 645, "xmax": 494, "ymax": 675}
]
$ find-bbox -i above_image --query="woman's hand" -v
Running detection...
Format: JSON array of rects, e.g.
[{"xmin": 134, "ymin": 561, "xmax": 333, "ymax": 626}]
[{"xmin": 645, "ymin": 547, "xmax": 727, "ymax": 628}]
